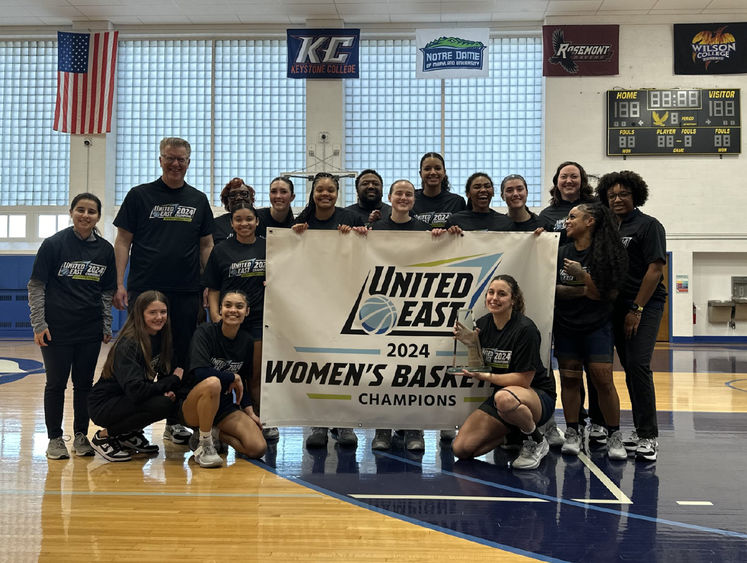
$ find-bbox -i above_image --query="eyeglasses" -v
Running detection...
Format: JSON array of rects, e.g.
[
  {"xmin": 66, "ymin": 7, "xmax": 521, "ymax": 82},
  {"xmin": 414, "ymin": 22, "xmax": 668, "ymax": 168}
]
[
  {"xmin": 229, "ymin": 189, "xmax": 252, "ymax": 199},
  {"xmin": 608, "ymin": 191, "xmax": 632, "ymax": 201},
  {"xmin": 161, "ymin": 155, "xmax": 188, "ymax": 165}
]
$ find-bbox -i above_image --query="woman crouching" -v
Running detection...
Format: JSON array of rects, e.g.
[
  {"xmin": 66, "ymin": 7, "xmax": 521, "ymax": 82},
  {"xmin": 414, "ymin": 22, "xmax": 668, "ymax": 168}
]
[
  {"xmin": 452, "ymin": 275, "xmax": 556, "ymax": 470},
  {"xmin": 179, "ymin": 290, "xmax": 266, "ymax": 468}
]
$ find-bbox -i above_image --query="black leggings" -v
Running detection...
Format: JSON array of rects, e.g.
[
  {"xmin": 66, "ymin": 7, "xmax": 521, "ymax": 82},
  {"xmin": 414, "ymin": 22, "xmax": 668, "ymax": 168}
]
[
  {"xmin": 89, "ymin": 394, "xmax": 176, "ymax": 437},
  {"xmin": 41, "ymin": 341, "xmax": 102, "ymax": 439}
]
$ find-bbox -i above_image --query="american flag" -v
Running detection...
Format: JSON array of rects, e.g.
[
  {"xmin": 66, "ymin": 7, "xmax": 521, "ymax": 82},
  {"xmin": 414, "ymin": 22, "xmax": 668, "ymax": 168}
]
[{"xmin": 54, "ymin": 30, "xmax": 119, "ymax": 134}]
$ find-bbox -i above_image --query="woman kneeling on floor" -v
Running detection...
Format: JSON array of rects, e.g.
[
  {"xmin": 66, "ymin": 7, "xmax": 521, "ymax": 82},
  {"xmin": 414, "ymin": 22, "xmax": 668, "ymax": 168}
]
[
  {"xmin": 452, "ymin": 275, "xmax": 556, "ymax": 470},
  {"xmin": 88, "ymin": 290, "xmax": 182, "ymax": 462},
  {"xmin": 178, "ymin": 290, "xmax": 266, "ymax": 468}
]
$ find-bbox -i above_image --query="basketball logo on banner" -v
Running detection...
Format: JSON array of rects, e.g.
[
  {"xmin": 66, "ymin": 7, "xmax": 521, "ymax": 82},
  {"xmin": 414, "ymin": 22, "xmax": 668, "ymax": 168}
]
[{"xmin": 359, "ymin": 296, "xmax": 398, "ymax": 335}]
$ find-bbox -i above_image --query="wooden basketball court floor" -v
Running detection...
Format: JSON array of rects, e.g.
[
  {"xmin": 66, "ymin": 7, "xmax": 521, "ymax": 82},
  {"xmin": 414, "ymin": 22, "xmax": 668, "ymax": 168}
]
[{"xmin": 2, "ymin": 339, "xmax": 747, "ymax": 562}]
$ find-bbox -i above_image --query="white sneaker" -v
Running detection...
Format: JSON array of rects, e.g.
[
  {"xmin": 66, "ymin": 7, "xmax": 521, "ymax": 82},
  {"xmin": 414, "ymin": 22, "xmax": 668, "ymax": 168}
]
[
  {"xmin": 194, "ymin": 441, "xmax": 223, "ymax": 468},
  {"xmin": 635, "ymin": 438, "xmax": 658, "ymax": 462},
  {"xmin": 561, "ymin": 427, "xmax": 583, "ymax": 456},
  {"xmin": 512, "ymin": 438, "xmax": 549, "ymax": 470},
  {"xmin": 163, "ymin": 424, "xmax": 191, "ymax": 445},
  {"xmin": 623, "ymin": 430, "xmax": 640, "ymax": 455},
  {"xmin": 607, "ymin": 430, "xmax": 627, "ymax": 460},
  {"xmin": 588, "ymin": 424, "xmax": 608, "ymax": 445},
  {"xmin": 544, "ymin": 423, "xmax": 565, "ymax": 448}
]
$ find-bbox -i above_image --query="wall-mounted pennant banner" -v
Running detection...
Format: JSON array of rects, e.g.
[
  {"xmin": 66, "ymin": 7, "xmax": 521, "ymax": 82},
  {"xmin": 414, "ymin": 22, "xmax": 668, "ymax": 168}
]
[
  {"xmin": 542, "ymin": 25, "xmax": 618, "ymax": 76},
  {"xmin": 674, "ymin": 22, "xmax": 747, "ymax": 75},
  {"xmin": 287, "ymin": 28, "xmax": 360, "ymax": 79},
  {"xmin": 416, "ymin": 28, "xmax": 489, "ymax": 79}
]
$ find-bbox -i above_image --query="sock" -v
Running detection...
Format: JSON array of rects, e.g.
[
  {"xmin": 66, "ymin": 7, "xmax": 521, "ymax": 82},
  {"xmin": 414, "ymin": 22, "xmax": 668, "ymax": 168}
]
[
  {"xmin": 607, "ymin": 425, "xmax": 620, "ymax": 434},
  {"xmin": 568, "ymin": 422, "xmax": 580, "ymax": 432},
  {"xmin": 522, "ymin": 424, "xmax": 543, "ymax": 443},
  {"xmin": 199, "ymin": 430, "xmax": 212, "ymax": 444}
]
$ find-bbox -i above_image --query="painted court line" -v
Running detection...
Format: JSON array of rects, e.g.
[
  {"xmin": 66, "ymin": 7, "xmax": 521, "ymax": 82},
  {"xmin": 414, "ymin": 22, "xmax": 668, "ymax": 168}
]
[
  {"xmin": 677, "ymin": 501, "xmax": 714, "ymax": 506},
  {"xmin": 364, "ymin": 452, "xmax": 747, "ymax": 540},
  {"xmin": 350, "ymin": 494, "xmax": 547, "ymax": 503},
  {"xmin": 576, "ymin": 452, "xmax": 632, "ymax": 505}
]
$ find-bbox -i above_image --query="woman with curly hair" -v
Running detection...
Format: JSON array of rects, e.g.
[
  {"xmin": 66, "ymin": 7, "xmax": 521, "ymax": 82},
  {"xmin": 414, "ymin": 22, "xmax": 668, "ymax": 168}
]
[
  {"xmin": 213, "ymin": 177, "xmax": 256, "ymax": 245},
  {"xmin": 554, "ymin": 203, "xmax": 629, "ymax": 460},
  {"xmin": 597, "ymin": 170, "xmax": 666, "ymax": 462}
]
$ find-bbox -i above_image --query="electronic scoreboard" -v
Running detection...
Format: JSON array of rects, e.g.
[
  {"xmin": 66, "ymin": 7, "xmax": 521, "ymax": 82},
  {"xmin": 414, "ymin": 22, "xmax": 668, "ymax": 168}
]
[{"xmin": 607, "ymin": 88, "xmax": 740, "ymax": 156}]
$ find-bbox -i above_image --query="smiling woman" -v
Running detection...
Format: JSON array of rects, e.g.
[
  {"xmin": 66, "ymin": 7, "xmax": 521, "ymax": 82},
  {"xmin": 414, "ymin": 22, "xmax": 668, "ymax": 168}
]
[
  {"xmin": 177, "ymin": 290, "xmax": 267, "ymax": 468},
  {"xmin": 451, "ymin": 275, "xmax": 556, "ymax": 470},
  {"xmin": 87, "ymin": 290, "xmax": 183, "ymax": 463},
  {"xmin": 27, "ymin": 192, "xmax": 117, "ymax": 460}
]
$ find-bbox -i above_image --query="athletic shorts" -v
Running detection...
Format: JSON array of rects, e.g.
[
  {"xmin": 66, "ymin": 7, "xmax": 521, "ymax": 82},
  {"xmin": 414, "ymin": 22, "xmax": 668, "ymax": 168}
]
[
  {"xmin": 553, "ymin": 321, "xmax": 614, "ymax": 365},
  {"xmin": 478, "ymin": 387, "xmax": 554, "ymax": 428},
  {"xmin": 177, "ymin": 393, "xmax": 240, "ymax": 428}
]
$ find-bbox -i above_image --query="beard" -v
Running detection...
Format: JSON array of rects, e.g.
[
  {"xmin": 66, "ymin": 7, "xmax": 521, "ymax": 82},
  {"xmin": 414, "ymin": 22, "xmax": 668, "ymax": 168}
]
[{"xmin": 358, "ymin": 192, "xmax": 383, "ymax": 211}]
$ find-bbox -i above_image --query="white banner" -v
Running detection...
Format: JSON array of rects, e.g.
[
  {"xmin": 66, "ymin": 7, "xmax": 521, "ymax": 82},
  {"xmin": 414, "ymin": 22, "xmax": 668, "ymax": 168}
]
[
  {"xmin": 261, "ymin": 230, "xmax": 558, "ymax": 429},
  {"xmin": 416, "ymin": 28, "xmax": 490, "ymax": 79}
]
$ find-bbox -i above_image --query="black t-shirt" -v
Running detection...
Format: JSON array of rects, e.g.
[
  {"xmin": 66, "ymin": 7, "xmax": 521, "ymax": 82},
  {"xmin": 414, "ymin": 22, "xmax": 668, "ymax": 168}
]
[
  {"xmin": 114, "ymin": 178, "xmax": 214, "ymax": 293},
  {"xmin": 202, "ymin": 237, "xmax": 266, "ymax": 326},
  {"xmin": 445, "ymin": 209, "xmax": 513, "ymax": 231},
  {"xmin": 508, "ymin": 210, "xmax": 553, "ymax": 232},
  {"xmin": 413, "ymin": 189, "xmax": 467, "ymax": 227},
  {"xmin": 617, "ymin": 208, "xmax": 667, "ymax": 303},
  {"xmin": 183, "ymin": 321, "xmax": 251, "ymax": 397},
  {"xmin": 554, "ymin": 243, "xmax": 612, "ymax": 333},
  {"xmin": 88, "ymin": 335, "xmax": 179, "ymax": 413},
  {"xmin": 370, "ymin": 216, "xmax": 431, "ymax": 231},
  {"xmin": 297, "ymin": 207, "xmax": 364, "ymax": 230},
  {"xmin": 538, "ymin": 198, "xmax": 596, "ymax": 244},
  {"xmin": 476, "ymin": 312, "xmax": 555, "ymax": 400},
  {"xmin": 256, "ymin": 207, "xmax": 295, "ymax": 238},
  {"xmin": 30, "ymin": 227, "xmax": 116, "ymax": 344},
  {"xmin": 345, "ymin": 201, "xmax": 392, "ymax": 227},
  {"xmin": 212, "ymin": 212, "xmax": 234, "ymax": 246}
]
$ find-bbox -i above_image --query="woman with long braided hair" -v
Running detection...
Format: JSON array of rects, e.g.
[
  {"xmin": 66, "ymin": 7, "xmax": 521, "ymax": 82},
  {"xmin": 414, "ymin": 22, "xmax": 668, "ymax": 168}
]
[{"xmin": 553, "ymin": 202, "xmax": 629, "ymax": 460}]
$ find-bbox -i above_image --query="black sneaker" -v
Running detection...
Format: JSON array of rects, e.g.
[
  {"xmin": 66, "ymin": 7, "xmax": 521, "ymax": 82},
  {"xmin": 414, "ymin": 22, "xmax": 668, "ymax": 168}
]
[
  {"xmin": 119, "ymin": 430, "xmax": 159, "ymax": 455},
  {"xmin": 91, "ymin": 430, "xmax": 132, "ymax": 462}
]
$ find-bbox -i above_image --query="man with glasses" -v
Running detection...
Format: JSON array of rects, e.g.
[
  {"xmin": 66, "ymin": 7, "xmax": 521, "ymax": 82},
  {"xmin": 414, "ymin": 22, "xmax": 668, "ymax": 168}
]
[{"xmin": 113, "ymin": 137, "xmax": 214, "ymax": 445}]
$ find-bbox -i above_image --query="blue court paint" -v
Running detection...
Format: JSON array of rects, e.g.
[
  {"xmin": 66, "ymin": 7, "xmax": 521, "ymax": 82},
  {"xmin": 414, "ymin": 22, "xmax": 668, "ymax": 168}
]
[
  {"xmin": 0, "ymin": 357, "xmax": 44, "ymax": 385},
  {"xmin": 725, "ymin": 378, "xmax": 747, "ymax": 392},
  {"xmin": 248, "ymin": 416, "xmax": 747, "ymax": 562}
]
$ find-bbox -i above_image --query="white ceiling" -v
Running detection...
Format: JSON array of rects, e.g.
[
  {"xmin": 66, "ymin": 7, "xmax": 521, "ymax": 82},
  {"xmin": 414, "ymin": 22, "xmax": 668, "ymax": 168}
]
[{"xmin": 1, "ymin": 0, "xmax": 746, "ymax": 27}]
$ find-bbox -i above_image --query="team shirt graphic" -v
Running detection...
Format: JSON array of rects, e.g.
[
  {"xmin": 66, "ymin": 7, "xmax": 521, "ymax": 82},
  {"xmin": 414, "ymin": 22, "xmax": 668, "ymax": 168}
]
[
  {"xmin": 228, "ymin": 259, "xmax": 266, "ymax": 278},
  {"xmin": 482, "ymin": 348, "xmax": 512, "ymax": 369},
  {"xmin": 149, "ymin": 204, "xmax": 197, "ymax": 221},
  {"xmin": 415, "ymin": 211, "xmax": 451, "ymax": 228},
  {"xmin": 210, "ymin": 357, "xmax": 244, "ymax": 373},
  {"xmin": 57, "ymin": 260, "xmax": 108, "ymax": 281}
]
